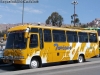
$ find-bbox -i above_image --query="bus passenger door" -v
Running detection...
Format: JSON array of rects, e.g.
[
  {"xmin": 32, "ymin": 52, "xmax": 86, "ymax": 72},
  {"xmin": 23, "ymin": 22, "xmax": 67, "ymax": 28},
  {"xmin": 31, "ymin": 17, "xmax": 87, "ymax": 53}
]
[
  {"xmin": 28, "ymin": 33, "xmax": 40, "ymax": 57},
  {"xmin": 42, "ymin": 29, "xmax": 53, "ymax": 63}
]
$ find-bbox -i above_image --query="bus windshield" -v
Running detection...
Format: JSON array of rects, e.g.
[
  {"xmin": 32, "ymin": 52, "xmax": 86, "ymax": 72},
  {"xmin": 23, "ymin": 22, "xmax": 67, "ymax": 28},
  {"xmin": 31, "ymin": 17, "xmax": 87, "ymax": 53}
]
[{"xmin": 6, "ymin": 32, "xmax": 27, "ymax": 49}]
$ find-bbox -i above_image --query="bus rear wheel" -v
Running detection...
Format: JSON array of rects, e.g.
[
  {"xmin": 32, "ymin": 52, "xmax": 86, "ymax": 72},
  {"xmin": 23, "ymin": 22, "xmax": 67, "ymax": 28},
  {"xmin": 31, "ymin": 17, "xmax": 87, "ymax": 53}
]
[
  {"xmin": 78, "ymin": 55, "xmax": 85, "ymax": 63},
  {"xmin": 29, "ymin": 59, "xmax": 40, "ymax": 69}
]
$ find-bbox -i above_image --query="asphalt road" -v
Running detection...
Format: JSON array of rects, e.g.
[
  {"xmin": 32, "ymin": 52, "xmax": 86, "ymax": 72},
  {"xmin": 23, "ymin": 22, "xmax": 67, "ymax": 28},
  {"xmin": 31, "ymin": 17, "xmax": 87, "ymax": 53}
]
[
  {"xmin": 0, "ymin": 57, "xmax": 100, "ymax": 74},
  {"xmin": 22, "ymin": 63, "xmax": 100, "ymax": 75}
]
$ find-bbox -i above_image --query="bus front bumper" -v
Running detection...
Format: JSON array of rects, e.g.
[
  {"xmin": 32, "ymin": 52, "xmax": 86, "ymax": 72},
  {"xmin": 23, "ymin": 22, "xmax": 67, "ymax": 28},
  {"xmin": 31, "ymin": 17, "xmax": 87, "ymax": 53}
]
[{"xmin": 2, "ymin": 56, "xmax": 26, "ymax": 65}]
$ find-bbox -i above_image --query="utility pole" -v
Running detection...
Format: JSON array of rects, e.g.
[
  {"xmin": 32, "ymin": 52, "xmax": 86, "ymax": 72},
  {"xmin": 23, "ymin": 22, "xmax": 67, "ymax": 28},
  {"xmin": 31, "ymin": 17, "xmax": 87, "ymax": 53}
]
[
  {"xmin": 22, "ymin": 0, "xmax": 39, "ymax": 25},
  {"xmin": 71, "ymin": 1, "xmax": 78, "ymax": 27},
  {"xmin": 22, "ymin": 0, "xmax": 24, "ymax": 25}
]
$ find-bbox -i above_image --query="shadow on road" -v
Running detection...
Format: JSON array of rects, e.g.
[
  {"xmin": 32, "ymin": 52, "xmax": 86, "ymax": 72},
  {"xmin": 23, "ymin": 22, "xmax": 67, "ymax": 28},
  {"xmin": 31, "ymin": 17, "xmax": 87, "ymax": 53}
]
[{"xmin": 0, "ymin": 60, "xmax": 90, "ymax": 72}]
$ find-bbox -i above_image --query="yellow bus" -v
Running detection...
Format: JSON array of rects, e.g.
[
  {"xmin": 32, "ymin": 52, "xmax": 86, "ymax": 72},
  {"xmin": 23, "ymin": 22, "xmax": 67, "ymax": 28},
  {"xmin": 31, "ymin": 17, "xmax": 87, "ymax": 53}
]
[{"xmin": 3, "ymin": 24, "xmax": 99, "ymax": 69}]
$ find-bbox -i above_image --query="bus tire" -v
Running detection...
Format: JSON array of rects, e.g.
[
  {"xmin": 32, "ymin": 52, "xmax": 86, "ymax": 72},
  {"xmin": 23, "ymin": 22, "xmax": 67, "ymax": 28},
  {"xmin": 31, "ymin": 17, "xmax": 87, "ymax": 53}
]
[
  {"xmin": 78, "ymin": 55, "xmax": 85, "ymax": 63},
  {"xmin": 96, "ymin": 54, "xmax": 100, "ymax": 58},
  {"xmin": 29, "ymin": 58, "xmax": 40, "ymax": 69}
]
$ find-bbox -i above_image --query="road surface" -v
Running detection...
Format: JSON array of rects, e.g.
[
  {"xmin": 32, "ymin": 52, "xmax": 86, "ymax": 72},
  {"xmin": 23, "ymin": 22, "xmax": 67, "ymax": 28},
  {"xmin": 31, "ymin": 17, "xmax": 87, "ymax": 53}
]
[
  {"xmin": 0, "ymin": 57, "xmax": 100, "ymax": 75},
  {"xmin": 22, "ymin": 63, "xmax": 100, "ymax": 75}
]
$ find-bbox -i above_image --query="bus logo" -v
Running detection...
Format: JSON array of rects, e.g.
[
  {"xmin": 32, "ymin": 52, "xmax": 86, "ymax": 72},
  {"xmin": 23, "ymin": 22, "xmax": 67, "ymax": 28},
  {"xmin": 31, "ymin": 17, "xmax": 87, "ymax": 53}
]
[{"xmin": 54, "ymin": 43, "xmax": 72, "ymax": 50}]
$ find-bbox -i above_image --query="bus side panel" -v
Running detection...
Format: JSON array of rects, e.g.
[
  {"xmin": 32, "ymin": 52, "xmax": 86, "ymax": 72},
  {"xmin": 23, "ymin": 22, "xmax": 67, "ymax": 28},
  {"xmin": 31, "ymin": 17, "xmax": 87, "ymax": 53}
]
[
  {"xmin": 40, "ymin": 43, "xmax": 53, "ymax": 63},
  {"xmin": 52, "ymin": 42, "xmax": 70, "ymax": 62}
]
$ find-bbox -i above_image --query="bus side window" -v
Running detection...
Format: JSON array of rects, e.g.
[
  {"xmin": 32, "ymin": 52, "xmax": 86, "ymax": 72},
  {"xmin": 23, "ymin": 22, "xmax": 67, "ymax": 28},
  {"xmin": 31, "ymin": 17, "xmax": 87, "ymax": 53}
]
[
  {"xmin": 78, "ymin": 32, "xmax": 88, "ymax": 42},
  {"xmin": 44, "ymin": 29, "xmax": 52, "ymax": 42},
  {"xmin": 52, "ymin": 30, "xmax": 66, "ymax": 42},
  {"xmin": 89, "ymin": 33, "xmax": 97, "ymax": 42},
  {"xmin": 66, "ymin": 31, "xmax": 78, "ymax": 42},
  {"xmin": 29, "ymin": 34, "xmax": 38, "ymax": 48},
  {"xmin": 97, "ymin": 29, "xmax": 100, "ymax": 36}
]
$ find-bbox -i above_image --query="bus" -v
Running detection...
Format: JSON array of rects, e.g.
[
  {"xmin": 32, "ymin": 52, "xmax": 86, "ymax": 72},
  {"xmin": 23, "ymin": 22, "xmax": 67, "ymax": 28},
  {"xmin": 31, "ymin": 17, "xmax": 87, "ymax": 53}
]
[
  {"xmin": 84, "ymin": 27, "xmax": 100, "ymax": 57},
  {"xmin": 3, "ymin": 24, "xmax": 99, "ymax": 69}
]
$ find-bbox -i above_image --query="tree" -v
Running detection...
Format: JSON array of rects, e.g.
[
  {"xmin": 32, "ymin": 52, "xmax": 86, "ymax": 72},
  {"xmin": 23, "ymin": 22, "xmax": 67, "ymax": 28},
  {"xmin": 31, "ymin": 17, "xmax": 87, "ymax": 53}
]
[
  {"xmin": 46, "ymin": 16, "xmax": 51, "ymax": 24},
  {"xmin": 80, "ymin": 24, "xmax": 88, "ymax": 28},
  {"xmin": 75, "ymin": 18, "xmax": 80, "ymax": 24},
  {"xmin": 71, "ymin": 14, "xmax": 80, "ymax": 26},
  {"xmin": 46, "ymin": 12, "xmax": 63, "ymax": 27}
]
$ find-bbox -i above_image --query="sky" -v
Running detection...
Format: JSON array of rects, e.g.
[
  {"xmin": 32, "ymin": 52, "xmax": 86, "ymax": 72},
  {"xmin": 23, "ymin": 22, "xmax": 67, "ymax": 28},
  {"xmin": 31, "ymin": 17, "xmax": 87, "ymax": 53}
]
[{"xmin": 0, "ymin": 0, "xmax": 100, "ymax": 24}]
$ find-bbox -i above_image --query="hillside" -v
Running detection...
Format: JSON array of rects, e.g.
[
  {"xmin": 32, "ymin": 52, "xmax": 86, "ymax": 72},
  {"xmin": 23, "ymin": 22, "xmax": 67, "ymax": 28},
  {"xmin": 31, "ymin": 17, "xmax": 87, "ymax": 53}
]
[
  {"xmin": 0, "ymin": 23, "xmax": 46, "ymax": 32},
  {"xmin": 0, "ymin": 24, "xmax": 17, "ymax": 32}
]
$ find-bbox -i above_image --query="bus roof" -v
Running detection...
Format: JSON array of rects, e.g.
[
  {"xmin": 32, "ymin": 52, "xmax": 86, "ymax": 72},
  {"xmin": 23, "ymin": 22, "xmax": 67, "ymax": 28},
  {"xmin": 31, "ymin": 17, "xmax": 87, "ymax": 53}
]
[
  {"xmin": 8, "ymin": 25, "xmax": 29, "ymax": 32},
  {"xmin": 8, "ymin": 24, "xmax": 97, "ymax": 33},
  {"xmin": 83, "ymin": 27, "xmax": 100, "ymax": 30}
]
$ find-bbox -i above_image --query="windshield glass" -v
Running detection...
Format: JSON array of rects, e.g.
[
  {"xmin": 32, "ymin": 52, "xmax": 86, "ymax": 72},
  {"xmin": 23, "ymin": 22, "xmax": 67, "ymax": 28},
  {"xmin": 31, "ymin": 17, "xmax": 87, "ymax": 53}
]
[
  {"xmin": 97, "ymin": 29, "xmax": 100, "ymax": 36},
  {"xmin": 6, "ymin": 32, "xmax": 27, "ymax": 49}
]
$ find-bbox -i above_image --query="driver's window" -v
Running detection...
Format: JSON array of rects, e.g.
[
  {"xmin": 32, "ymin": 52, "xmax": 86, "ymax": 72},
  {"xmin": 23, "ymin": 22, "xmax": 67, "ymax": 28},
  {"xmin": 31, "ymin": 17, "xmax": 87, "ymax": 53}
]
[{"xmin": 29, "ymin": 34, "xmax": 38, "ymax": 48}]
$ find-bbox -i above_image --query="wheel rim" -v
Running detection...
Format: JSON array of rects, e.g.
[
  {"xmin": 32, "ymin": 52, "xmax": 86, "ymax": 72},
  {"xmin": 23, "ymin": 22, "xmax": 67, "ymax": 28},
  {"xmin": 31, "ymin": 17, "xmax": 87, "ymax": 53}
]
[
  {"xmin": 79, "ymin": 56, "xmax": 83, "ymax": 63},
  {"xmin": 31, "ymin": 60, "xmax": 38, "ymax": 68}
]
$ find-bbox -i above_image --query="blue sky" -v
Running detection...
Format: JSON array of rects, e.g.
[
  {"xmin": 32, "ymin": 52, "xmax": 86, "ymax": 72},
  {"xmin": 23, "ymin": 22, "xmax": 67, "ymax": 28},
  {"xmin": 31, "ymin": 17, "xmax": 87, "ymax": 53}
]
[{"xmin": 0, "ymin": 0, "xmax": 100, "ymax": 24}]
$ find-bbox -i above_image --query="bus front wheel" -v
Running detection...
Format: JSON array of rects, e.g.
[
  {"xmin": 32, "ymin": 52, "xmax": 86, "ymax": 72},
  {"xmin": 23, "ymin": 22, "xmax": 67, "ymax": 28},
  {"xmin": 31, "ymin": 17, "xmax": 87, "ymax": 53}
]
[{"xmin": 29, "ymin": 59, "xmax": 40, "ymax": 69}]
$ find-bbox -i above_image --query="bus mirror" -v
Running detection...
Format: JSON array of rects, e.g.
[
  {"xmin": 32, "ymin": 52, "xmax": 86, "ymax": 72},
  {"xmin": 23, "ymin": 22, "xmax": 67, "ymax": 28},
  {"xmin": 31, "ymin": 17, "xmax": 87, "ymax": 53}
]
[
  {"xmin": 3, "ymin": 34, "xmax": 7, "ymax": 41},
  {"xmin": 24, "ymin": 27, "xmax": 30, "ymax": 38}
]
